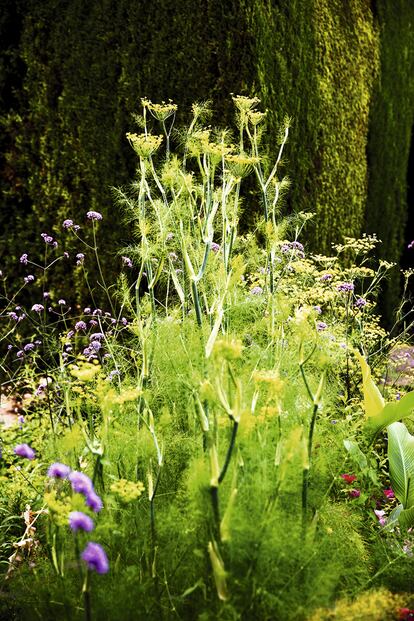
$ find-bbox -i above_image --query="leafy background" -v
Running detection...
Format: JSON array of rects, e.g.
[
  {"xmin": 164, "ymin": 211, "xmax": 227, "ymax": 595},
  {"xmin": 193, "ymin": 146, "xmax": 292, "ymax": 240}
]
[{"xmin": 1, "ymin": 0, "xmax": 414, "ymax": 318}]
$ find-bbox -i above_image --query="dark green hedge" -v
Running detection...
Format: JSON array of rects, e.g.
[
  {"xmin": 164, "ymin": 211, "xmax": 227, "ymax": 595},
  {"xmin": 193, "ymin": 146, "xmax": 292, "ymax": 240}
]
[
  {"xmin": 0, "ymin": 0, "xmax": 413, "ymax": 312},
  {"xmin": 366, "ymin": 0, "xmax": 414, "ymax": 321}
]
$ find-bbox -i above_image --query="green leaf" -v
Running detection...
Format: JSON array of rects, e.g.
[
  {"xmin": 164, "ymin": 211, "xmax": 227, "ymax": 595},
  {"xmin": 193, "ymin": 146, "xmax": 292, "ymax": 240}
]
[
  {"xmin": 388, "ymin": 422, "xmax": 414, "ymax": 511},
  {"xmin": 365, "ymin": 391, "xmax": 414, "ymax": 439},
  {"xmin": 343, "ymin": 439, "xmax": 368, "ymax": 470}
]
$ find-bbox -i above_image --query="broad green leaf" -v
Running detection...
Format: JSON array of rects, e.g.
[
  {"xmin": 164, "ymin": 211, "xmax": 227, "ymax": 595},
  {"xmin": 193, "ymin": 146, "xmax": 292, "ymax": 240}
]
[
  {"xmin": 343, "ymin": 439, "xmax": 368, "ymax": 470},
  {"xmin": 398, "ymin": 505, "xmax": 414, "ymax": 529},
  {"xmin": 355, "ymin": 351, "xmax": 385, "ymax": 418},
  {"xmin": 365, "ymin": 390, "xmax": 414, "ymax": 439},
  {"xmin": 388, "ymin": 422, "xmax": 414, "ymax": 511}
]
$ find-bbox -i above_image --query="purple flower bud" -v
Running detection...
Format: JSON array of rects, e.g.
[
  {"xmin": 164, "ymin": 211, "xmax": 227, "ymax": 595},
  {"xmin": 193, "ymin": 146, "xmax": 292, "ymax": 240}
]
[
  {"xmin": 76, "ymin": 253, "xmax": 85, "ymax": 266},
  {"xmin": 75, "ymin": 321, "xmax": 87, "ymax": 332},
  {"xmin": 84, "ymin": 307, "xmax": 91, "ymax": 314},
  {"xmin": 92, "ymin": 309, "xmax": 102, "ymax": 316},
  {"xmin": 23, "ymin": 343, "xmax": 35, "ymax": 352},
  {"xmin": 43, "ymin": 292, "xmax": 50, "ymax": 299},
  {"xmin": 69, "ymin": 511, "xmax": 94, "ymax": 532},
  {"xmin": 81, "ymin": 542, "xmax": 109, "ymax": 574},
  {"xmin": 69, "ymin": 471, "xmax": 93, "ymax": 496},
  {"xmin": 67, "ymin": 330, "xmax": 75, "ymax": 339},
  {"xmin": 89, "ymin": 319, "xmax": 98, "ymax": 327},
  {"xmin": 320, "ymin": 274, "xmax": 332, "ymax": 281},
  {"xmin": 58, "ymin": 299, "xmax": 66, "ymax": 305},
  {"xmin": 14, "ymin": 444, "xmax": 35, "ymax": 460},
  {"xmin": 211, "ymin": 242, "xmax": 220, "ymax": 253},
  {"xmin": 316, "ymin": 321, "xmax": 327, "ymax": 332},
  {"xmin": 86, "ymin": 211, "xmax": 103, "ymax": 221},
  {"xmin": 90, "ymin": 341, "xmax": 102, "ymax": 352},
  {"xmin": 16, "ymin": 350, "xmax": 24, "ymax": 359},
  {"xmin": 64, "ymin": 251, "xmax": 69, "ymax": 258},
  {"xmin": 47, "ymin": 462, "xmax": 71, "ymax": 479},
  {"xmin": 8, "ymin": 312, "xmax": 19, "ymax": 321},
  {"xmin": 63, "ymin": 219, "xmax": 74, "ymax": 229},
  {"xmin": 24, "ymin": 275, "xmax": 35, "ymax": 284},
  {"xmin": 20, "ymin": 254, "xmax": 28, "ymax": 265},
  {"xmin": 85, "ymin": 491, "xmax": 103, "ymax": 513},
  {"xmin": 108, "ymin": 370, "xmax": 120, "ymax": 381}
]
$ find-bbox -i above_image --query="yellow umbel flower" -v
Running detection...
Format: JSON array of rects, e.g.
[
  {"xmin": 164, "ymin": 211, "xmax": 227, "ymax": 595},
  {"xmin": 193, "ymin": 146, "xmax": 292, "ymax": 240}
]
[{"xmin": 126, "ymin": 132, "xmax": 163, "ymax": 158}]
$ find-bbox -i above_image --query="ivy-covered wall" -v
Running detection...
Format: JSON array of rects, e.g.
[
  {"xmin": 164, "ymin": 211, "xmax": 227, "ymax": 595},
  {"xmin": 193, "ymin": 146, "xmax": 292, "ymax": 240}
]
[{"xmin": 0, "ymin": 0, "xmax": 413, "ymax": 311}]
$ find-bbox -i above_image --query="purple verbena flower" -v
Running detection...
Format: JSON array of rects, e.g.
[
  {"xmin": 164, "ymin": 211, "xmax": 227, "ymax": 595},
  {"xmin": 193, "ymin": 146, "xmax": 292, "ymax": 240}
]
[
  {"xmin": 67, "ymin": 330, "xmax": 75, "ymax": 338},
  {"xmin": 16, "ymin": 350, "xmax": 24, "ymax": 359},
  {"xmin": 320, "ymin": 273, "xmax": 332, "ymax": 281},
  {"xmin": 90, "ymin": 341, "xmax": 102, "ymax": 352},
  {"xmin": 63, "ymin": 219, "xmax": 74, "ymax": 229},
  {"xmin": 76, "ymin": 253, "xmax": 85, "ymax": 266},
  {"xmin": 81, "ymin": 542, "xmax": 109, "ymax": 574},
  {"xmin": 250, "ymin": 286, "xmax": 263, "ymax": 295},
  {"xmin": 85, "ymin": 491, "xmax": 103, "ymax": 513},
  {"xmin": 355, "ymin": 297, "xmax": 367, "ymax": 308},
  {"xmin": 14, "ymin": 444, "xmax": 35, "ymax": 460},
  {"xmin": 211, "ymin": 242, "xmax": 220, "ymax": 253},
  {"xmin": 31, "ymin": 304, "xmax": 44, "ymax": 313},
  {"xmin": 313, "ymin": 305, "xmax": 322, "ymax": 314},
  {"xmin": 48, "ymin": 462, "xmax": 71, "ymax": 479},
  {"xmin": 43, "ymin": 292, "xmax": 50, "ymax": 299},
  {"xmin": 69, "ymin": 471, "xmax": 93, "ymax": 496},
  {"xmin": 75, "ymin": 321, "xmax": 87, "ymax": 332},
  {"xmin": 337, "ymin": 282, "xmax": 354, "ymax": 293},
  {"xmin": 24, "ymin": 275, "xmax": 34, "ymax": 284},
  {"xmin": 69, "ymin": 511, "xmax": 94, "ymax": 533},
  {"xmin": 89, "ymin": 319, "xmax": 98, "ymax": 327},
  {"xmin": 92, "ymin": 309, "xmax": 102, "ymax": 316},
  {"xmin": 86, "ymin": 211, "xmax": 103, "ymax": 221},
  {"xmin": 408, "ymin": 240, "xmax": 414, "ymax": 250},
  {"xmin": 23, "ymin": 343, "xmax": 35, "ymax": 352},
  {"xmin": 58, "ymin": 299, "xmax": 66, "ymax": 306},
  {"xmin": 20, "ymin": 254, "xmax": 28, "ymax": 265},
  {"xmin": 84, "ymin": 307, "xmax": 91, "ymax": 314},
  {"xmin": 90, "ymin": 333, "xmax": 104, "ymax": 341},
  {"xmin": 121, "ymin": 256, "xmax": 133, "ymax": 268},
  {"xmin": 316, "ymin": 321, "xmax": 327, "ymax": 332},
  {"xmin": 63, "ymin": 251, "xmax": 69, "ymax": 259},
  {"xmin": 107, "ymin": 370, "xmax": 120, "ymax": 381},
  {"xmin": 41, "ymin": 233, "xmax": 55, "ymax": 245},
  {"xmin": 120, "ymin": 317, "xmax": 128, "ymax": 326},
  {"xmin": 8, "ymin": 312, "xmax": 19, "ymax": 321}
]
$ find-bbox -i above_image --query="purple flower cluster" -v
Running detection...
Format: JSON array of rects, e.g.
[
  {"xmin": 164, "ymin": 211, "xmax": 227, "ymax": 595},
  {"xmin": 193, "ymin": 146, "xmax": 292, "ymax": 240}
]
[
  {"xmin": 250, "ymin": 286, "xmax": 263, "ymax": 295},
  {"xmin": 337, "ymin": 282, "xmax": 354, "ymax": 293},
  {"xmin": 20, "ymin": 254, "xmax": 28, "ymax": 265},
  {"xmin": 76, "ymin": 253, "xmax": 85, "ymax": 266},
  {"xmin": 86, "ymin": 211, "xmax": 103, "ymax": 221},
  {"xmin": 41, "ymin": 233, "xmax": 58, "ymax": 248},
  {"xmin": 81, "ymin": 542, "xmax": 109, "ymax": 574},
  {"xmin": 211, "ymin": 242, "xmax": 220, "ymax": 253},
  {"xmin": 24, "ymin": 275, "xmax": 35, "ymax": 284},
  {"xmin": 69, "ymin": 511, "xmax": 94, "ymax": 532},
  {"xmin": 14, "ymin": 444, "xmax": 36, "ymax": 460},
  {"xmin": 281, "ymin": 241, "xmax": 305, "ymax": 259},
  {"xmin": 122, "ymin": 256, "xmax": 133, "ymax": 268},
  {"xmin": 355, "ymin": 297, "xmax": 367, "ymax": 308},
  {"xmin": 47, "ymin": 461, "xmax": 108, "ymax": 572},
  {"xmin": 320, "ymin": 273, "xmax": 332, "ymax": 282},
  {"xmin": 31, "ymin": 304, "xmax": 44, "ymax": 313},
  {"xmin": 316, "ymin": 321, "xmax": 327, "ymax": 332}
]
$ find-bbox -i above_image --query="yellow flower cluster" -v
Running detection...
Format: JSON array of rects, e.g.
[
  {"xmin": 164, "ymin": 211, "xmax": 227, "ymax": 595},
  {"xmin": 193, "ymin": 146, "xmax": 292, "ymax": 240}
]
[
  {"xmin": 110, "ymin": 479, "xmax": 145, "ymax": 503},
  {"xmin": 126, "ymin": 132, "xmax": 163, "ymax": 158}
]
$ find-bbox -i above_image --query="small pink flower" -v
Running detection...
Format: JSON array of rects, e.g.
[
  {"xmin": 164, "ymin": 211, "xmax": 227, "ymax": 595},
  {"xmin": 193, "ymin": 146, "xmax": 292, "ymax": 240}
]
[
  {"xmin": 348, "ymin": 489, "xmax": 360, "ymax": 498},
  {"xmin": 383, "ymin": 488, "xmax": 395, "ymax": 499},
  {"xmin": 374, "ymin": 509, "xmax": 387, "ymax": 526}
]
